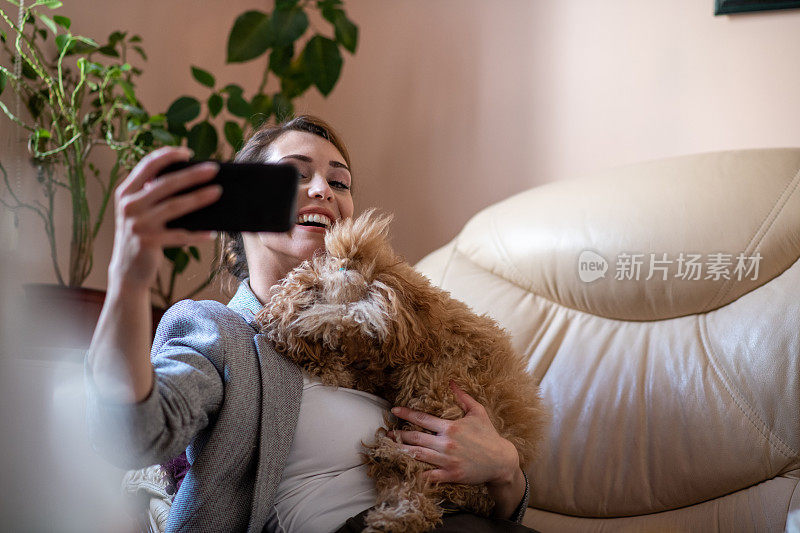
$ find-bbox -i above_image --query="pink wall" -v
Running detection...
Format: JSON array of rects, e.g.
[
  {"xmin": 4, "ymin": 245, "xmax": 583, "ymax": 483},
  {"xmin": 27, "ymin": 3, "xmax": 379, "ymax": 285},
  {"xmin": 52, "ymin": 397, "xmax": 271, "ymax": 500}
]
[{"xmin": 3, "ymin": 0, "xmax": 800, "ymax": 303}]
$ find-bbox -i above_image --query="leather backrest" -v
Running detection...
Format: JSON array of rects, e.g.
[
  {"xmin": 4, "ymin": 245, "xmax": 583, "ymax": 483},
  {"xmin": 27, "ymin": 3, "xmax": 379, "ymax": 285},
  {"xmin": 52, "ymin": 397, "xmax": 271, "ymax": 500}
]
[{"xmin": 415, "ymin": 148, "xmax": 800, "ymax": 516}]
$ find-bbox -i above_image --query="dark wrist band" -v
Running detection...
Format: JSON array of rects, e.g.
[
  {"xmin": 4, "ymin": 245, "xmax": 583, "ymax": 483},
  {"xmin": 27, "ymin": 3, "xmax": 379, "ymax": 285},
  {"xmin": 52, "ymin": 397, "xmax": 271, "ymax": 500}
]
[{"xmin": 510, "ymin": 470, "xmax": 530, "ymax": 524}]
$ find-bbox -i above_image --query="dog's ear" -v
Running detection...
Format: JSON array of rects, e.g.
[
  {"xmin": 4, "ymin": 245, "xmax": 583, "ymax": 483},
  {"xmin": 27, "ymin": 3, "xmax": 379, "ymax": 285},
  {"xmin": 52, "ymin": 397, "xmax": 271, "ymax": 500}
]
[
  {"xmin": 365, "ymin": 276, "xmax": 442, "ymax": 366},
  {"xmin": 325, "ymin": 209, "xmax": 396, "ymax": 272}
]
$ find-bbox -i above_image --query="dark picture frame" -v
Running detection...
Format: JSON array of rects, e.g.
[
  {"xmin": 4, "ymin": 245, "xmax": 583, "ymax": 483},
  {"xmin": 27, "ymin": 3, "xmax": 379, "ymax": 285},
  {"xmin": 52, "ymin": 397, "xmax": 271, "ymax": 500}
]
[{"xmin": 715, "ymin": 0, "xmax": 800, "ymax": 14}]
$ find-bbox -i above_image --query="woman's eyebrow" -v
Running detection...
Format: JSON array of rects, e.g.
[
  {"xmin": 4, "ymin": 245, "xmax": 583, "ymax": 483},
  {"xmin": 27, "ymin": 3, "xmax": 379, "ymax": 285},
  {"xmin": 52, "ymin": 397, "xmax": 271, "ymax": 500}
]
[
  {"xmin": 281, "ymin": 154, "xmax": 350, "ymax": 172},
  {"xmin": 329, "ymin": 160, "xmax": 351, "ymax": 172}
]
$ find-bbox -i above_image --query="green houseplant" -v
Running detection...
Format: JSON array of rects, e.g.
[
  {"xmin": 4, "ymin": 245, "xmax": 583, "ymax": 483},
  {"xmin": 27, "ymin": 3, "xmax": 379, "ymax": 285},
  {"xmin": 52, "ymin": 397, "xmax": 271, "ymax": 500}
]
[
  {"xmin": 0, "ymin": 0, "xmax": 158, "ymax": 287},
  {"xmin": 1, "ymin": 0, "xmax": 358, "ymax": 312},
  {"xmin": 137, "ymin": 0, "xmax": 359, "ymax": 309}
]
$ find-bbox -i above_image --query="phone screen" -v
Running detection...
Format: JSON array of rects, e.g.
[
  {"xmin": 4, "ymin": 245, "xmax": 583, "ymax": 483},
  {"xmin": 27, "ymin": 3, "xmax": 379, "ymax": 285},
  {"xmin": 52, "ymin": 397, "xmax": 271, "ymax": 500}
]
[{"xmin": 160, "ymin": 161, "xmax": 299, "ymax": 232}]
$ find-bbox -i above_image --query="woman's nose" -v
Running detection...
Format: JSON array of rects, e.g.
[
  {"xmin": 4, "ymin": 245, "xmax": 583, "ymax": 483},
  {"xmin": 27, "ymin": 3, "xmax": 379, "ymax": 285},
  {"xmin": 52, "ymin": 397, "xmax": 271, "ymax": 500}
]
[{"xmin": 307, "ymin": 175, "xmax": 333, "ymax": 201}]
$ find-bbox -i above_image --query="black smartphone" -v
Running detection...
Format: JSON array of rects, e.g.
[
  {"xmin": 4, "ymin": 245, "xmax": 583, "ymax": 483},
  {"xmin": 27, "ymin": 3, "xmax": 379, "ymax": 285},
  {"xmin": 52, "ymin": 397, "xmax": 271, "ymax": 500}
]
[{"xmin": 159, "ymin": 161, "xmax": 299, "ymax": 232}]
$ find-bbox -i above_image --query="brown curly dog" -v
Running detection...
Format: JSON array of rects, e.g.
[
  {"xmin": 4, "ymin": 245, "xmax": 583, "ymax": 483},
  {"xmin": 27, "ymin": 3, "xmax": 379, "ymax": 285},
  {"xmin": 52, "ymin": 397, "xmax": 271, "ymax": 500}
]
[{"xmin": 255, "ymin": 210, "xmax": 547, "ymax": 533}]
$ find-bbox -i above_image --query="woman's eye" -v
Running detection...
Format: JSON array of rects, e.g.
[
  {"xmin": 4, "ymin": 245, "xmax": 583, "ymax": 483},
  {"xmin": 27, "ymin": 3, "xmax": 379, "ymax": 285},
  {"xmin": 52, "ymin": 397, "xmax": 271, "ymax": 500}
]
[{"xmin": 329, "ymin": 180, "xmax": 350, "ymax": 190}]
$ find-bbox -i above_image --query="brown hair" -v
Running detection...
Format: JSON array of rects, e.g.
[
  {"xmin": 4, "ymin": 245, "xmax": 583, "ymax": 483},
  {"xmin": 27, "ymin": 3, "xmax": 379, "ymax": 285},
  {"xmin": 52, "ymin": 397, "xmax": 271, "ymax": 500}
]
[{"xmin": 217, "ymin": 115, "xmax": 351, "ymax": 291}]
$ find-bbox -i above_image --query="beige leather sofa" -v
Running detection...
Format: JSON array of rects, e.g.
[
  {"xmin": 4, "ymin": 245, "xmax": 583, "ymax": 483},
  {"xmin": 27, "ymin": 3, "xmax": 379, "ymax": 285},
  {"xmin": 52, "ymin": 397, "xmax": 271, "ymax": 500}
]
[{"xmin": 415, "ymin": 148, "xmax": 800, "ymax": 532}]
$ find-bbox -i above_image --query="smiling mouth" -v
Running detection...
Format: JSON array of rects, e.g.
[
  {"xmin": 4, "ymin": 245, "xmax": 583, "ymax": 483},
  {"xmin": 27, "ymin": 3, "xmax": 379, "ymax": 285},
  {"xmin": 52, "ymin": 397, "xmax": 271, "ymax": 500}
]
[{"xmin": 296, "ymin": 213, "xmax": 333, "ymax": 229}]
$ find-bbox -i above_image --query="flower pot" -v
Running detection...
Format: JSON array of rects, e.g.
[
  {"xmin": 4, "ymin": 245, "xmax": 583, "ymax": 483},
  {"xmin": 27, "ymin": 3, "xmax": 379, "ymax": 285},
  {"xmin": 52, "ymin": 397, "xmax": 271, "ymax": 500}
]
[{"xmin": 23, "ymin": 284, "xmax": 165, "ymax": 351}]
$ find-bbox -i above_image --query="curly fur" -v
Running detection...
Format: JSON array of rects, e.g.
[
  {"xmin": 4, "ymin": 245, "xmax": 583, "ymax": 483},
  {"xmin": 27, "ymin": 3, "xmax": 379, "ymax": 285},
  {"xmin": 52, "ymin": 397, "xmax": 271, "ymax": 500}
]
[{"xmin": 256, "ymin": 210, "xmax": 548, "ymax": 533}]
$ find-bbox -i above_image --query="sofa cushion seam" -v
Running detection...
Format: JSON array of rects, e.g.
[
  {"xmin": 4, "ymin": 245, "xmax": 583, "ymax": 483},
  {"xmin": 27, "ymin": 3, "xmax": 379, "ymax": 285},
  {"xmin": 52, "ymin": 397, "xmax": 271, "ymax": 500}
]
[
  {"xmin": 696, "ymin": 313, "xmax": 797, "ymax": 458},
  {"xmin": 706, "ymin": 165, "xmax": 800, "ymax": 309}
]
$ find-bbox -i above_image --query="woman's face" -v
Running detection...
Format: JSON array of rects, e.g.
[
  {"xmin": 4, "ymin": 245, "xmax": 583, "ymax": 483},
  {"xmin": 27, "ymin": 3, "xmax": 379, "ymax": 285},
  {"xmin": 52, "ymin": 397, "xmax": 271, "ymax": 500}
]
[{"xmin": 242, "ymin": 130, "xmax": 354, "ymax": 278}]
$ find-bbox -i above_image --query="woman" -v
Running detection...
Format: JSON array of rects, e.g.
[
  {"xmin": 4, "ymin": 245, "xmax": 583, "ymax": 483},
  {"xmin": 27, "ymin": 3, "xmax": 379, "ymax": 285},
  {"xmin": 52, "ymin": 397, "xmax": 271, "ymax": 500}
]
[{"xmin": 86, "ymin": 116, "xmax": 534, "ymax": 532}]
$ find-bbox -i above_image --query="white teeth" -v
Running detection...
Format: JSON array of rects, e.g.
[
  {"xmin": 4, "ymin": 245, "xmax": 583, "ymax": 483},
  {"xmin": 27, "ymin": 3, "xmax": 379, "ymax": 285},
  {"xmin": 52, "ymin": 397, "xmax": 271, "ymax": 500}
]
[{"xmin": 296, "ymin": 213, "xmax": 332, "ymax": 227}]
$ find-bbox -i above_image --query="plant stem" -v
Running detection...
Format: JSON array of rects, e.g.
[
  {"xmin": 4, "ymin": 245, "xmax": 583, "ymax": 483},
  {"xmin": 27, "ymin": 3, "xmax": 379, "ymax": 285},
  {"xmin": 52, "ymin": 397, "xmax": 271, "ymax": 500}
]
[
  {"xmin": 42, "ymin": 163, "xmax": 65, "ymax": 285},
  {"xmin": 91, "ymin": 158, "xmax": 119, "ymax": 240},
  {"xmin": 257, "ymin": 55, "xmax": 271, "ymax": 95},
  {"xmin": 65, "ymin": 143, "xmax": 93, "ymax": 286},
  {"xmin": 182, "ymin": 271, "xmax": 217, "ymax": 301}
]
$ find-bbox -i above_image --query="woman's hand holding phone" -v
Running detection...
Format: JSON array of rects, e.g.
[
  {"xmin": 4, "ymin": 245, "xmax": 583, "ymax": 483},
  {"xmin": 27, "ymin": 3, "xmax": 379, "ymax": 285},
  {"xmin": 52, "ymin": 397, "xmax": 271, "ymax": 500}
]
[{"xmin": 108, "ymin": 146, "xmax": 221, "ymax": 293}]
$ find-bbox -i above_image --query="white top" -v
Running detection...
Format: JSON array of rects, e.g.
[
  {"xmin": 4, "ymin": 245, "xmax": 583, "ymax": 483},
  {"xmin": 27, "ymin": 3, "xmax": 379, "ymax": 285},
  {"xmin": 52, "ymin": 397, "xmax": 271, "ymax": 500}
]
[{"xmin": 265, "ymin": 372, "xmax": 389, "ymax": 533}]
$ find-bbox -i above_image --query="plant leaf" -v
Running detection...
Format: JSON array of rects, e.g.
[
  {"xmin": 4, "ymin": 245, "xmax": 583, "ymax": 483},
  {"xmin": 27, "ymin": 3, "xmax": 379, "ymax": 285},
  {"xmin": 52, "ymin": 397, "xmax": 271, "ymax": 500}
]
[
  {"xmin": 165, "ymin": 96, "xmax": 201, "ymax": 126},
  {"xmin": 108, "ymin": 31, "xmax": 126, "ymax": 45},
  {"xmin": 68, "ymin": 36, "xmax": 99, "ymax": 55},
  {"xmin": 132, "ymin": 45, "xmax": 147, "ymax": 61},
  {"xmin": 21, "ymin": 61, "xmax": 37, "ymax": 80},
  {"xmin": 269, "ymin": 44, "xmax": 293, "ymax": 76},
  {"xmin": 272, "ymin": 92, "xmax": 293, "ymax": 122},
  {"xmin": 26, "ymin": 91, "xmax": 46, "ymax": 119},
  {"xmin": 38, "ymin": 13, "xmax": 58, "ymax": 35},
  {"xmin": 224, "ymin": 121, "xmax": 244, "ymax": 151},
  {"xmin": 163, "ymin": 247, "xmax": 180, "ymax": 261},
  {"xmin": 251, "ymin": 93, "xmax": 272, "ymax": 116},
  {"xmin": 148, "ymin": 114, "xmax": 166, "ymax": 125},
  {"xmin": 151, "ymin": 127, "xmax": 178, "ymax": 145},
  {"xmin": 226, "ymin": 10, "xmax": 272, "ymax": 63},
  {"xmin": 191, "ymin": 66, "xmax": 215, "ymax": 88},
  {"xmin": 116, "ymin": 79, "xmax": 136, "ymax": 103},
  {"xmin": 174, "ymin": 249, "xmax": 190, "ymax": 273},
  {"xmin": 207, "ymin": 93, "xmax": 223, "ymax": 117},
  {"xmin": 53, "ymin": 15, "xmax": 70, "ymax": 29},
  {"xmin": 270, "ymin": 6, "xmax": 308, "ymax": 47},
  {"xmin": 76, "ymin": 36, "xmax": 99, "ymax": 47},
  {"xmin": 221, "ymin": 84, "xmax": 244, "ymax": 97},
  {"xmin": 189, "ymin": 246, "xmax": 200, "ymax": 260},
  {"xmin": 164, "ymin": 247, "xmax": 190, "ymax": 273},
  {"xmin": 55, "ymin": 34, "xmax": 71, "ymax": 54},
  {"xmin": 279, "ymin": 57, "xmax": 311, "ymax": 98},
  {"xmin": 187, "ymin": 121, "xmax": 218, "ymax": 160},
  {"xmin": 120, "ymin": 103, "xmax": 147, "ymax": 118},
  {"xmin": 136, "ymin": 130, "xmax": 154, "ymax": 148},
  {"xmin": 129, "ymin": 34, "xmax": 142, "ymax": 43},
  {"xmin": 167, "ymin": 123, "xmax": 188, "ymax": 138},
  {"xmin": 250, "ymin": 93, "xmax": 272, "ymax": 127},
  {"xmin": 0, "ymin": 71, "xmax": 6, "ymax": 96},
  {"xmin": 98, "ymin": 44, "xmax": 120, "ymax": 58},
  {"xmin": 227, "ymin": 93, "xmax": 252, "ymax": 119},
  {"xmin": 302, "ymin": 35, "xmax": 342, "ymax": 96},
  {"xmin": 332, "ymin": 11, "xmax": 357, "ymax": 53}
]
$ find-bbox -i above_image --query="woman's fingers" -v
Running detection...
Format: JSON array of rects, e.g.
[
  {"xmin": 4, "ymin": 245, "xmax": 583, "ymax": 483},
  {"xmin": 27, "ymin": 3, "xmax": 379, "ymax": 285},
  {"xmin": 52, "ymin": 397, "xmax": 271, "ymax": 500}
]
[
  {"xmin": 398, "ymin": 444, "xmax": 445, "ymax": 467},
  {"xmin": 449, "ymin": 380, "xmax": 483, "ymax": 414},
  {"xmin": 388, "ymin": 429, "xmax": 441, "ymax": 450},
  {"xmin": 135, "ymin": 161, "xmax": 219, "ymax": 206},
  {"xmin": 420, "ymin": 469, "xmax": 453, "ymax": 485},
  {"xmin": 116, "ymin": 146, "xmax": 193, "ymax": 198},
  {"xmin": 148, "ymin": 183, "xmax": 223, "ymax": 227},
  {"xmin": 390, "ymin": 406, "xmax": 448, "ymax": 434},
  {"xmin": 160, "ymin": 229, "xmax": 218, "ymax": 248},
  {"xmin": 122, "ymin": 161, "xmax": 219, "ymax": 217}
]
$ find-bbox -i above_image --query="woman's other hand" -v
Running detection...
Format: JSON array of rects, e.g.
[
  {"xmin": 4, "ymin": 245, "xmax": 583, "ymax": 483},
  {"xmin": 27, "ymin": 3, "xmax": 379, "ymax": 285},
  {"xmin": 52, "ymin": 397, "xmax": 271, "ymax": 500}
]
[
  {"xmin": 109, "ymin": 146, "xmax": 220, "ymax": 291},
  {"xmin": 388, "ymin": 381, "xmax": 526, "ymax": 519}
]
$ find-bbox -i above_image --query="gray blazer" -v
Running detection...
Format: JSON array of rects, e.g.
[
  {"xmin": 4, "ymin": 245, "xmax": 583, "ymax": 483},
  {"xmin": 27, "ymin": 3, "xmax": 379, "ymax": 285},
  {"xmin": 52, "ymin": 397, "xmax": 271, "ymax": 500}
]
[
  {"xmin": 86, "ymin": 282, "xmax": 530, "ymax": 531},
  {"xmin": 86, "ymin": 282, "xmax": 303, "ymax": 532}
]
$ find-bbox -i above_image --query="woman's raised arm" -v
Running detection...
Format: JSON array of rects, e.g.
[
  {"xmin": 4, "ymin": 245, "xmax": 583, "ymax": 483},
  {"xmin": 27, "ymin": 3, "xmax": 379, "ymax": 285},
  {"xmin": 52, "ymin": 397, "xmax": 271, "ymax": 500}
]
[{"xmin": 87, "ymin": 147, "xmax": 220, "ymax": 403}]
